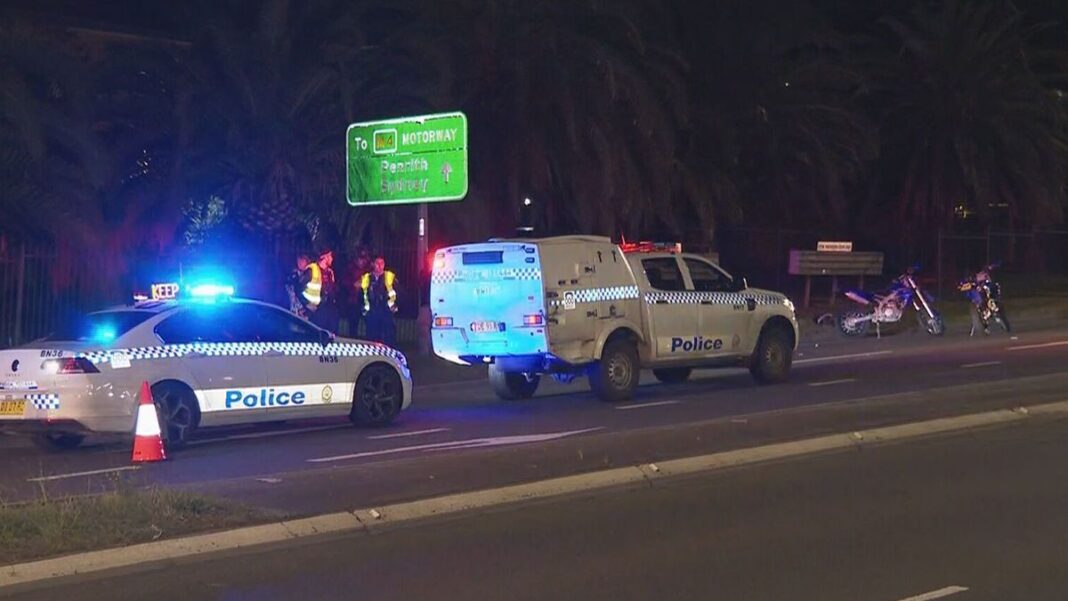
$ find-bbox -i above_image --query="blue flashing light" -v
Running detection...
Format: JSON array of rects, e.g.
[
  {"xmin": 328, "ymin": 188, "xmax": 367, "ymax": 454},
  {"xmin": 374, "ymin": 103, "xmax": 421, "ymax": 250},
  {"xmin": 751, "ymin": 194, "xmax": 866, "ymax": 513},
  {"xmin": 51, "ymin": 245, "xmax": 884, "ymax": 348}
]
[
  {"xmin": 189, "ymin": 283, "xmax": 235, "ymax": 298},
  {"xmin": 92, "ymin": 326, "xmax": 117, "ymax": 344}
]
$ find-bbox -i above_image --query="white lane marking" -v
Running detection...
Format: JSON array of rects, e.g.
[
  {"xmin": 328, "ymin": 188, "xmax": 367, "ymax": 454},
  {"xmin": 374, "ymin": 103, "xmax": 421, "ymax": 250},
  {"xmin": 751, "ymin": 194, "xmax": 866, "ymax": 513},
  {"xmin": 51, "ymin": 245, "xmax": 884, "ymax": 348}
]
[
  {"xmin": 307, "ymin": 428, "xmax": 603, "ymax": 463},
  {"xmin": 27, "ymin": 466, "xmax": 141, "ymax": 483},
  {"xmin": 616, "ymin": 400, "xmax": 681, "ymax": 410},
  {"xmin": 895, "ymin": 585, "xmax": 969, "ymax": 601},
  {"xmin": 367, "ymin": 428, "xmax": 449, "ymax": 440},
  {"xmin": 1007, "ymin": 340, "xmax": 1068, "ymax": 351},
  {"xmin": 961, "ymin": 361, "xmax": 1002, "ymax": 369},
  {"xmin": 188, "ymin": 424, "xmax": 346, "ymax": 446},
  {"xmin": 794, "ymin": 350, "xmax": 893, "ymax": 365},
  {"xmin": 807, "ymin": 378, "xmax": 857, "ymax": 387}
]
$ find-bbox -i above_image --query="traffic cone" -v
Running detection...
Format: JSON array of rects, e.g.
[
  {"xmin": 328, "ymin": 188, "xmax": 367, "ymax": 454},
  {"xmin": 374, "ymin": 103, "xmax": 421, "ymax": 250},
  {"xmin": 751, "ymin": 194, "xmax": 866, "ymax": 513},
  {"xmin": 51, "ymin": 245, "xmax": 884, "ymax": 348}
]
[{"xmin": 132, "ymin": 381, "xmax": 166, "ymax": 463}]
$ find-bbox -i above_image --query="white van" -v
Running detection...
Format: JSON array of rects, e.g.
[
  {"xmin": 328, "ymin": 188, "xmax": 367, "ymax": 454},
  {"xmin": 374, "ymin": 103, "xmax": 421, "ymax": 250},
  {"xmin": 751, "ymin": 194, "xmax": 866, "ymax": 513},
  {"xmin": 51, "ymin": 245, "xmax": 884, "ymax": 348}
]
[{"xmin": 430, "ymin": 236, "xmax": 798, "ymax": 402}]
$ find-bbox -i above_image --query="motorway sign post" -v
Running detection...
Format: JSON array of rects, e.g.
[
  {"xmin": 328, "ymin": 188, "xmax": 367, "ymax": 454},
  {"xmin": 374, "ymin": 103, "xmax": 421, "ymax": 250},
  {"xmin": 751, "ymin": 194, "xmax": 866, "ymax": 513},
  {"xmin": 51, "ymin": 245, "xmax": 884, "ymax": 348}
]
[{"xmin": 346, "ymin": 112, "xmax": 468, "ymax": 355}]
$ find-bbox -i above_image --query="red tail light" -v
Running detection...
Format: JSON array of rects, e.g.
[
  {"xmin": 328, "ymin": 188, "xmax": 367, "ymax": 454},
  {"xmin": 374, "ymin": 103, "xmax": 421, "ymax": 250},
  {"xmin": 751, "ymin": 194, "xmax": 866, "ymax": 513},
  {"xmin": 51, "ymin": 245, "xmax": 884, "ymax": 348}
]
[
  {"xmin": 42, "ymin": 357, "xmax": 99, "ymax": 375},
  {"xmin": 434, "ymin": 316, "xmax": 454, "ymax": 327},
  {"xmin": 523, "ymin": 314, "xmax": 544, "ymax": 326}
]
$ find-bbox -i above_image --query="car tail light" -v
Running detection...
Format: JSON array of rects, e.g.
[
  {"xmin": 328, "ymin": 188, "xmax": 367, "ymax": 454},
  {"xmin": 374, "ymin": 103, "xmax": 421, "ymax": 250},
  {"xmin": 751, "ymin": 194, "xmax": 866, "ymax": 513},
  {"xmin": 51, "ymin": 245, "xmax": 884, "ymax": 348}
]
[
  {"xmin": 434, "ymin": 316, "xmax": 454, "ymax": 327},
  {"xmin": 42, "ymin": 357, "xmax": 99, "ymax": 375},
  {"xmin": 523, "ymin": 314, "xmax": 544, "ymax": 326}
]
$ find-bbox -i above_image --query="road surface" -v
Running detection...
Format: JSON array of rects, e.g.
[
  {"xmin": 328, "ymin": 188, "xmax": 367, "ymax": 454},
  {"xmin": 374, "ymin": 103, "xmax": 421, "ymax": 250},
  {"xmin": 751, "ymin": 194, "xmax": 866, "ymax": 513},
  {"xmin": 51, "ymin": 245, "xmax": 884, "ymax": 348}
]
[{"xmin": 7, "ymin": 402, "xmax": 1067, "ymax": 600}]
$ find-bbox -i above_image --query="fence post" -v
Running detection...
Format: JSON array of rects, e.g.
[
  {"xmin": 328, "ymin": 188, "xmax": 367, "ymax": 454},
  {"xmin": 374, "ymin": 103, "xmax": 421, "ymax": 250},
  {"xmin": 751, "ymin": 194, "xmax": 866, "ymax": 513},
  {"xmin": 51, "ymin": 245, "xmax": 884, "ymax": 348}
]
[
  {"xmin": 936, "ymin": 228, "xmax": 943, "ymax": 300},
  {"xmin": 985, "ymin": 225, "xmax": 991, "ymax": 266},
  {"xmin": 13, "ymin": 242, "xmax": 26, "ymax": 346}
]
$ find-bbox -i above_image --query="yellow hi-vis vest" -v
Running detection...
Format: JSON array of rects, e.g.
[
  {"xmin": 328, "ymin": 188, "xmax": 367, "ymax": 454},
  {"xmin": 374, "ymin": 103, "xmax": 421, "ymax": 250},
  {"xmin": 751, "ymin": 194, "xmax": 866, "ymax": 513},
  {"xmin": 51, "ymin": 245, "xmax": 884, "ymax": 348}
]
[
  {"xmin": 361, "ymin": 270, "xmax": 396, "ymax": 312},
  {"xmin": 302, "ymin": 263, "xmax": 322, "ymax": 308}
]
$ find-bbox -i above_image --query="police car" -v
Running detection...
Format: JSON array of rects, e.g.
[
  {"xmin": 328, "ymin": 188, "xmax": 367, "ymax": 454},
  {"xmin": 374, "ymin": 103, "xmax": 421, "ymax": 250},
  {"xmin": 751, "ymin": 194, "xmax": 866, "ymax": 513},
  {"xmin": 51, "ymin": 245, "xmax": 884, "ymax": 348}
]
[
  {"xmin": 0, "ymin": 284, "xmax": 411, "ymax": 449},
  {"xmin": 430, "ymin": 236, "xmax": 798, "ymax": 402}
]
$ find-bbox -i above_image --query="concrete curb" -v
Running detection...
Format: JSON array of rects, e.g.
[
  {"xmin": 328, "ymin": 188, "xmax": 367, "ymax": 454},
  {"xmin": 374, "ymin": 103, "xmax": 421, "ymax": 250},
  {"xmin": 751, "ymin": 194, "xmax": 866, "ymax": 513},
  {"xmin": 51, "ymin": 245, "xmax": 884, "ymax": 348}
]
[{"xmin": 4, "ymin": 399, "xmax": 1068, "ymax": 589}]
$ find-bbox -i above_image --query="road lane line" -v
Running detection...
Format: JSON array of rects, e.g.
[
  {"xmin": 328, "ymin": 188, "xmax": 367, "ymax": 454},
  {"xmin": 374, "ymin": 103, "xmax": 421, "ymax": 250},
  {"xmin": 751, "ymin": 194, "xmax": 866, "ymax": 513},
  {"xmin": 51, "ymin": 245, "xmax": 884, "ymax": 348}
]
[
  {"xmin": 616, "ymin": 400, "xmax": 681, "ymax": 410},
  {"xmin": 807, "ymin": 378, "xmax": 857, "ymax": 387},
  {"xmin": 961, "ymin": 361, "xmax": 1002, "ymax": 369},
  {"xmin": 27, "ymin": 466, "xmax": 141, "ymax": 483},
  {"xmin": 188, "ymin": 425, "xmax": 346, "ymax": 446},
  {"xmin": 368, "ymin": 428, "xmax": 450, "ymax": 440},
  {"xmin": 794, "ymin": 350, "xmax": 893, "ymax": 365},
  {"xmin": 895, "ymin": 585, "xmax": 969, "ymax": 601},
  {"xmin": 308, "ymin": 428, "xmax": 604, "ymax": 463},
  {"xmin": 1007, "ymin": 340, "xmax": 1068, "ymax": 351}
]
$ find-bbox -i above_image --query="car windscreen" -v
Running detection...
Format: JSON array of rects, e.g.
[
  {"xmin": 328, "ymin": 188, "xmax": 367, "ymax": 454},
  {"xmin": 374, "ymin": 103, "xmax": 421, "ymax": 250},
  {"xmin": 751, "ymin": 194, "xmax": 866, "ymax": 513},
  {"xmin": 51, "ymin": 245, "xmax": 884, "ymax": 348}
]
[{"xmin": 43, "ymin": 311, "xmax": 155, "ymax": 343}]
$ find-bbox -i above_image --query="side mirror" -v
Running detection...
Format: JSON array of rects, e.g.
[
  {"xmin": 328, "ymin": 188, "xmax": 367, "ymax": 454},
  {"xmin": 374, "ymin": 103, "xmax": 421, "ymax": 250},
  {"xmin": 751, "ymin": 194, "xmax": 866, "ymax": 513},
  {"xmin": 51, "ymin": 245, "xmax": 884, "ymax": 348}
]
[
  {"xmin": 732, "ymin": 277, "xmax": 748, "ymax": 292},
  {"xmin": 319, "ymin": 329, "xmax": 334, "ymax": 347}
]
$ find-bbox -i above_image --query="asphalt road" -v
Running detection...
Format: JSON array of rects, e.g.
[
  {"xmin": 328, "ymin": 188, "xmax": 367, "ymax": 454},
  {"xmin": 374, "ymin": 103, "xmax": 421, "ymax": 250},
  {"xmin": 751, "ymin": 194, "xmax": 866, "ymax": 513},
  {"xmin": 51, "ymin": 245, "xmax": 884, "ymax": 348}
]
[
  {"xmin": 9, "ymin": 407, "xmax": 1068, "ymax": 600},
  {"xmin": 1, "ymin": 322, "xmax": 1067, "ymax": 515}
]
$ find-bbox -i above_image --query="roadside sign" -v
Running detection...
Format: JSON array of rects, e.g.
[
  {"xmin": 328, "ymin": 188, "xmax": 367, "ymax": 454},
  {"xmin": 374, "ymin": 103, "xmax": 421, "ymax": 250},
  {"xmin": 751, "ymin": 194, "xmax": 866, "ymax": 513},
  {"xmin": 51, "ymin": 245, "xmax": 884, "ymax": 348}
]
[
  {"xmin": 817, "ymin": 241, "xmax": 853, "ymax": 252},
  {"xmin": 346, "ymin": 112, "xmax": 468, "ymax": 206}
]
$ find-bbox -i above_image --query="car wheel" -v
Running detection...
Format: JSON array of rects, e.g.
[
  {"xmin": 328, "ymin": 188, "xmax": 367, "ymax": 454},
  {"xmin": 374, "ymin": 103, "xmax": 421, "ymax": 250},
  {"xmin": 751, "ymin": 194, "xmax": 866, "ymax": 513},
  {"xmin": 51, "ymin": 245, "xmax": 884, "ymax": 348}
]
[
  {"xmin": 151, "ymin": 382, "xmax": 200, "ymax": 449},
  {"xmin": 488, "ymin": 364, "xmax": 541, "ymax": 400},
  {"xmin": 749, "ymin": 326, "xmax": 793, "ymax": 384},
  {"xmin": 590, "ymin": 338, "xmax": 639, "ymax": 402},
  {"xmin": 351, "ymin": 364, "xmax": 403, "ymax": 427},
  {"xmin": 652, "ymin": 367, "xmax": 692, "ymax": 384},
  {"xmin": 33, "ymin": 432, "xmax": 85, "ymax": 451}
]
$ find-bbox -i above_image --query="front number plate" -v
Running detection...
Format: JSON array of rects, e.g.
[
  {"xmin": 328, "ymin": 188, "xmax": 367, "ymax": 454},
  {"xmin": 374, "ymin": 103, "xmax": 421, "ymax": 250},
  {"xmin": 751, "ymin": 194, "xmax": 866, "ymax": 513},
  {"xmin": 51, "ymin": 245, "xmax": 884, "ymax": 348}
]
[
  {"xmin": 471, "ymin": 321, "xmax": 504, "ymax": 333},
  {"xmin": 0, "ymin": 400, "xmax": 26, "ymax": 416}
]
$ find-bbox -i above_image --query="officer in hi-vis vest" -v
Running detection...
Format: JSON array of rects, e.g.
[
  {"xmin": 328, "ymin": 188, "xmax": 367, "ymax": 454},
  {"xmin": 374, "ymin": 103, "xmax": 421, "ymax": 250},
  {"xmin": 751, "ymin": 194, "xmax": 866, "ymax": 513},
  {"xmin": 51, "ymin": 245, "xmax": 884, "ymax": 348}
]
[
  {"xmin": 286, "ymin": 253, "xmax": 319, "ymax": 318},
  {"xmin": 361, "ymin": 256, "xmax": 397, "ymax": 346}
]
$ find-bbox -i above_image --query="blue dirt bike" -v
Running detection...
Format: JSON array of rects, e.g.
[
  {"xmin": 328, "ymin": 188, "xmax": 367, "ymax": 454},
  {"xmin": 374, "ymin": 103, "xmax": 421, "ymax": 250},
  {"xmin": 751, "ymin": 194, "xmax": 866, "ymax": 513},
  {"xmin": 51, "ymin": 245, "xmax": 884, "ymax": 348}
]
[{"xmin": 837, "ymin": 266, "xmax": 945, "ymax": 338}]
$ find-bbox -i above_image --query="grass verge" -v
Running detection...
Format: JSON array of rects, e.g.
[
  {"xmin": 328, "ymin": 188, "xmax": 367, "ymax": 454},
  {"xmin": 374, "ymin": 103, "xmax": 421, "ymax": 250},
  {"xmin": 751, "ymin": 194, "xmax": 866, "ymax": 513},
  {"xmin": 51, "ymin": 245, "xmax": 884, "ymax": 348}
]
[{"xmin": 0, "ymin": 488, "xmax": 273, "ymax": 565}]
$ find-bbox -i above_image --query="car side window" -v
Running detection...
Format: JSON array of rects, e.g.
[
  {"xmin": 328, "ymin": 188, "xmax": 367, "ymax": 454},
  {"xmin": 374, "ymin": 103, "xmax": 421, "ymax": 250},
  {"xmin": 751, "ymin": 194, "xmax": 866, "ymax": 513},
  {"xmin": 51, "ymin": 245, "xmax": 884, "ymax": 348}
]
[
  {"xmin": 242, "ymin": 305, "xmax": 321, "ymax": 343},
  {"xmin": 641, "ymin": 258, "xmax": 688, "ymax": 291},
  {"xmin": 684, "ymin": 258, "xmax": 732, "ymax": 292},
  {"xmin": 155, "ymin": 307, "xmax": 244, "ymax": 344}
]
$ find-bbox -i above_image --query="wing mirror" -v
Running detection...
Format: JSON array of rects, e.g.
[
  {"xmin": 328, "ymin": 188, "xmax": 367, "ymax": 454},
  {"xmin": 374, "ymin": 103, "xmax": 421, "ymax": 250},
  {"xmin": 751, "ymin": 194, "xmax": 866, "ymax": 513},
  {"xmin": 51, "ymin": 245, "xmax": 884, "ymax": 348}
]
[
  {"xmin": 732, "ymin": 277, "xmax": 749, "ymax": 292},
  {"xmin": 319, "ymin": 329, "xmax": 334, "ymax": 347}
]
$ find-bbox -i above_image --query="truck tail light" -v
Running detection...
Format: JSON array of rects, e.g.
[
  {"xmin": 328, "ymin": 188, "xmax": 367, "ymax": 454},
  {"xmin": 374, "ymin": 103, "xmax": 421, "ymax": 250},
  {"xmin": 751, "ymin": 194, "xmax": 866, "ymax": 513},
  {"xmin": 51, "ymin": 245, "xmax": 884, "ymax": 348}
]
[
  {"xmin": 42, "ymin": 357, "xmax": 99, "ymax": 375},
  {"xmin": 434, "ymin": 316, "xmax": 454, "ymax": 327},
  {"xmin": 523, "ymin": 314, "xmax": 544, "ymax": 326}
]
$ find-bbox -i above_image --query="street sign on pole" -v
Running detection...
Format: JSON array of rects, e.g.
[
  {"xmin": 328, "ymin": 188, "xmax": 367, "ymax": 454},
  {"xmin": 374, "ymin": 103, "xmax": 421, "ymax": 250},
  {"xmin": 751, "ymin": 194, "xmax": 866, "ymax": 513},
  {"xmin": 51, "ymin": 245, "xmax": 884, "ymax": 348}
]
[{"xmin": 346, "ymin": 112, "xmax": 468, "ymax": 206}]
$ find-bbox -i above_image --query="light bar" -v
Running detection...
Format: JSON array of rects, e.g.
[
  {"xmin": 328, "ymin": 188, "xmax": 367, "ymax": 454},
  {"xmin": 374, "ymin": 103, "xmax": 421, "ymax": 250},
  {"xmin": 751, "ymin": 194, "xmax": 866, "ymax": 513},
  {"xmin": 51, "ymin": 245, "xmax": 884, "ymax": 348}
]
[{"xmin": 189, "ymin": 284, "xmax": 235, "ymax": 298}]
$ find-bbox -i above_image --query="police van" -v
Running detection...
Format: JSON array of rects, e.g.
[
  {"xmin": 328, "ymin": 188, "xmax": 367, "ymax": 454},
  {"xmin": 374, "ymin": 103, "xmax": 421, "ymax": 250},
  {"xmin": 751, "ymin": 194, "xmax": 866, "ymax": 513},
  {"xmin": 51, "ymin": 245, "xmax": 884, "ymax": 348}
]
[
  {"xmin": 430, "ymin": 236, "xmax": 798, "ymax": 402},
  {"xmin": 0, "ymin": 284, "xmax": 411, "ymax": 449}
]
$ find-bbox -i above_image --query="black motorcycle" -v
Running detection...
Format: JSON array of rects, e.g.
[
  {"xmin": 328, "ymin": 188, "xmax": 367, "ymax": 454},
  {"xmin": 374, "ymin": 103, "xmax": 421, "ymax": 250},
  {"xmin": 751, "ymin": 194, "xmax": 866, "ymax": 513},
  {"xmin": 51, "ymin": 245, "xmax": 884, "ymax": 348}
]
[{"xmin": 958, "ymin": 263, "xmax": 1010, "ymax": 336}]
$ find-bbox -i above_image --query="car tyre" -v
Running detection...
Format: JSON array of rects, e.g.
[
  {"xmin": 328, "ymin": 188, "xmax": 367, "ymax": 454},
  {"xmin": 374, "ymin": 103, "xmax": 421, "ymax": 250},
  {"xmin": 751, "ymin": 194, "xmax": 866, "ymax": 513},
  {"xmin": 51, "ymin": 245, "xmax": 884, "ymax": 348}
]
[
  {"xmin": 652, "ymin": 367, "xmax": 692, "ymax": 384},
  {"xmin": 590, "ymin": 338, "xmax": 640, "ymax": 402},
  {"xmin": 750, "ymin": 326, "xmax": 793, "ymax": 384},
  {"xmin": 351, "ymin": 364, "xmax": 403, "ymax": 427},
  {"xmin": 488, "ymin": 364, "xmax": 541, "ymax": 400},
  {"xmin": 151, "ymin": 382, "xmax": 200, "ymax": 450}
]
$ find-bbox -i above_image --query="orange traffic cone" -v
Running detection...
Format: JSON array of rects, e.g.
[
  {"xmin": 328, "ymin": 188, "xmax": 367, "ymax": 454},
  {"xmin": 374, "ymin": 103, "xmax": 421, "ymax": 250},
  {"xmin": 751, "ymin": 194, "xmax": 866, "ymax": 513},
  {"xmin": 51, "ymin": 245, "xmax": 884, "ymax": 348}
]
[{"xmin": 132, "ymin": 381, "xmax": 167, "ymax": 463}]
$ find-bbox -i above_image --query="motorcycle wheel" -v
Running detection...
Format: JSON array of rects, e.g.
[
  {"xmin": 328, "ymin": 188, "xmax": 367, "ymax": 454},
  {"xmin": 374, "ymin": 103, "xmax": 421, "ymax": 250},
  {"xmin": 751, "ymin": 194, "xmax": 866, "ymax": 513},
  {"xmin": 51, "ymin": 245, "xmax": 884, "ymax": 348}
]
[
  {"xmin": 994, "ymin": 306, "xmax": 1011, "ymax": 333},
  {"xmin": 917, "ymin": 310, "xmax": 945, "ymax": 336},
  {"xmin": 837, "ymin": 310, "xmax": 871, "ymax": 337}
]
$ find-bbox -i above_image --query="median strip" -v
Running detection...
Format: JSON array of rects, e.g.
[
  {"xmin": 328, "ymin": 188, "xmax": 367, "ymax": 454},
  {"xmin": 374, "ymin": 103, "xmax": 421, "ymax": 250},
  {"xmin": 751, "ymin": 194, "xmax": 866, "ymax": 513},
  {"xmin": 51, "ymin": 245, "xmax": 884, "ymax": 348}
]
[{"xmin": 4, "ymin": 401, "xmax": 1068, "ymax": 589}]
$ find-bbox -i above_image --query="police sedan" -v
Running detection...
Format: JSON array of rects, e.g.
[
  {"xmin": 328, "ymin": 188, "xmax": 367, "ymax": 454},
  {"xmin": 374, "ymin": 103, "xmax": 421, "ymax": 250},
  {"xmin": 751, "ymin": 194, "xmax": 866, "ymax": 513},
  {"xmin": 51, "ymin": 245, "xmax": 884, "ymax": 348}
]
[{"xmin": 0, "ymin": 287, "xmax": 411, "ymax": 449}]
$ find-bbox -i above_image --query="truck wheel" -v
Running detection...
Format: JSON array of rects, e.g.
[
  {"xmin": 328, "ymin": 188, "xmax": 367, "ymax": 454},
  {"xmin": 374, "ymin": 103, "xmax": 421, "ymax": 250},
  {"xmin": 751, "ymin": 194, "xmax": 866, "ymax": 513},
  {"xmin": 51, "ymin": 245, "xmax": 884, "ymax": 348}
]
[
  {"xmin": 488, "ymin": 364, "xmax": 540, "ymax": 400},
  {"xmin": 652, "ymin": 368, "xmax": 692, "ymax": 384},
  {"xmin": 590, "ymin": 339, "xmax": 639, "ymax": 402},
  {"xmin": 749, "ymin": 326, "xmax": 792, "ymax": 384}
]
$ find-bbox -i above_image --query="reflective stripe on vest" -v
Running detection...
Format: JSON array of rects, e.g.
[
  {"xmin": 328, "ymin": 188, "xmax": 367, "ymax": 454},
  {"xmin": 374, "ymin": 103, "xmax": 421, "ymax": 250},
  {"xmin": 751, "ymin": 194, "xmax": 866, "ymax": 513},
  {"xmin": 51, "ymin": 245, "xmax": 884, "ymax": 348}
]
[{"xmin": 303, "ymin": 264, "xmax": 322, "ymax": 306}]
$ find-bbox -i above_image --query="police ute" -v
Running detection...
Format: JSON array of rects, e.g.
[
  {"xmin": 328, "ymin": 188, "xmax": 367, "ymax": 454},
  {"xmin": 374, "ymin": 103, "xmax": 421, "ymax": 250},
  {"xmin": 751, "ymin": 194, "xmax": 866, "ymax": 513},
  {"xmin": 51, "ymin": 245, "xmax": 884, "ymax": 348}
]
[
  {"xmin": 430, "ymin": 236, "xmax": 798, "ymax": 402},
  {"xmin": 0, "ymin": 284, "xmax": 411, "ymax": 449}
]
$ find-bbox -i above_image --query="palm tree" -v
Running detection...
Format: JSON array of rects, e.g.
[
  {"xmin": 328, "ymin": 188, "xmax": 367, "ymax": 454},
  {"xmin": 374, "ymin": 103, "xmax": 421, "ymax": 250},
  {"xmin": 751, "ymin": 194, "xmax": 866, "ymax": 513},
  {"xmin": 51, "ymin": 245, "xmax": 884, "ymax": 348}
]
[{"xmin": 871, "ymin": 0, "xmax": 1068, "ymax": 236}]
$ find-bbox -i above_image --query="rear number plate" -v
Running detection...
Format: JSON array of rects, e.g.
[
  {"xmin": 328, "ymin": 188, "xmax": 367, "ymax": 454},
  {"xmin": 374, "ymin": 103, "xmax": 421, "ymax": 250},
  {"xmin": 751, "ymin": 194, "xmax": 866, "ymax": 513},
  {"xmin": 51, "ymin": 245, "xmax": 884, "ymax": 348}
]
[
  {"xmin": 471, "ymin": 321, "xmax": 504, "ymax": 333},
  {"xmin": 0, "ymin": 400, "xmax": 26, "ymax": 416}
]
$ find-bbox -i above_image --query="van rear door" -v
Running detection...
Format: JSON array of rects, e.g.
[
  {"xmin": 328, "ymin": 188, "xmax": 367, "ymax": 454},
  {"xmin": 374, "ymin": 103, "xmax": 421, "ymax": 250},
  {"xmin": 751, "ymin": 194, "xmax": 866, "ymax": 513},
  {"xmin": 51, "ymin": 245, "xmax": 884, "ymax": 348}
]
[{"xmin": 430, "ymin": 242, "xmax": 549, "ymax": 364}]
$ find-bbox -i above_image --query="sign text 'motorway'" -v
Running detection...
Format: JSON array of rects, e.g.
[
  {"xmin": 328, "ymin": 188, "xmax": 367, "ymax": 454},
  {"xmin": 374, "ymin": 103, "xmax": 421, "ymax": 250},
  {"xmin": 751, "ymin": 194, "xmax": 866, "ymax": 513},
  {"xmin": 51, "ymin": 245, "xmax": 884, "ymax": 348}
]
[{"xmin": 346, "ymin": 112, "xmax": 468, "ymax": 206}]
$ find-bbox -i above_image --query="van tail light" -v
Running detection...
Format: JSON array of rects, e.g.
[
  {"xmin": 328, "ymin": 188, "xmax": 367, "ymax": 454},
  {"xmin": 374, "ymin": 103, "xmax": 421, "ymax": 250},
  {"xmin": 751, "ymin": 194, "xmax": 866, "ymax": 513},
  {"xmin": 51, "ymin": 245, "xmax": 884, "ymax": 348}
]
[
  {"xmin": 434, "ymin": 316, "xmax": 454, "ymax": 327},
  {"xmin": 523, "ymin": 314, "xmax": 544, "ymax": 326},
  {"xmin": 42, "ymin": 357, "xmax": 99, "ymax": 375}
]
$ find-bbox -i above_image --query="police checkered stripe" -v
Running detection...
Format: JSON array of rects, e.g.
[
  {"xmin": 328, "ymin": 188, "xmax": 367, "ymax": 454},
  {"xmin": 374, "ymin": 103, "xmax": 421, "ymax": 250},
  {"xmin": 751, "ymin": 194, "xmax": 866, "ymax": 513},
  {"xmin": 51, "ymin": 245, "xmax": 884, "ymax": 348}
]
[
  {"xmin": 431, "ymin": 267, "xmax": 541, "ymax": 284},
  {"xmin": 643, "ymin": 291, "xmax": 785, "ymax": 305},
  {"xmin": 27, "ymin": 394, "xmax": 60, "ymax": 411},
  {"xmin": 431, "ymin": 270, "xmax": 459, "ymax": 284},
  {"xmin": 78, "ymin": 342, "xmax": 404, "ymax": 364},
  {"xmin": 550, "ymin": 285, "xmax": 640, "ymax": 306},
  {"xmin": 500, "ymin": 267, "xmax": 540, "ymax": 280}
]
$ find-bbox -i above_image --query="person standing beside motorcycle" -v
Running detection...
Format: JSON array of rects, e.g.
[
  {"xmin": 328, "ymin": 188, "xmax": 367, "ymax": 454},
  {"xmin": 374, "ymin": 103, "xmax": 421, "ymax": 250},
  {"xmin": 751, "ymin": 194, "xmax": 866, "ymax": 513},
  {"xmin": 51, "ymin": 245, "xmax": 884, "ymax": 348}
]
[{"xmin": 959, "ymin": 262, "xmax": 1008, "ymax": 336}]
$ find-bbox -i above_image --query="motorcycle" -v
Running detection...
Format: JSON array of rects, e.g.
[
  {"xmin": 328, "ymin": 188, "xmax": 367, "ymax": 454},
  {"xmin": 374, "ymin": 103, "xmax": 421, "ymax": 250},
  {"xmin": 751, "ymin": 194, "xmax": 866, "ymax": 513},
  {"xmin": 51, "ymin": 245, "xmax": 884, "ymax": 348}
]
[
  {"xmin": 837, "ymin": 266, "xmax": 945, "ymax": 337},
  {"xmin": 958, "ymin": 262, "xmax": 1010, "ymax": 336}
]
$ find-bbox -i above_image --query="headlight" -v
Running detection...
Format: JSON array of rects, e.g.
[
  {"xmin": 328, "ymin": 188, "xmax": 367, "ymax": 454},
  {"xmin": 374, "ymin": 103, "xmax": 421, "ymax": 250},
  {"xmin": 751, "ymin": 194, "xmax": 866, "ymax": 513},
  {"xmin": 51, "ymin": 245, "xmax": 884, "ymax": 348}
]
[{"xmin": 783, "ymin": 298, "xmax": 796, "ymax": 313}]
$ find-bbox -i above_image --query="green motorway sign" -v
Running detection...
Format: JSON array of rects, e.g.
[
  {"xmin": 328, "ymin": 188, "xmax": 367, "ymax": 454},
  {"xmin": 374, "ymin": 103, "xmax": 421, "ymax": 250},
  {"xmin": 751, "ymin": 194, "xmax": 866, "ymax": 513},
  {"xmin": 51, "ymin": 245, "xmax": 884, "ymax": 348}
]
[{"xmin": 346, "ymin": 112, "xmax": 468, "ymax": 206}]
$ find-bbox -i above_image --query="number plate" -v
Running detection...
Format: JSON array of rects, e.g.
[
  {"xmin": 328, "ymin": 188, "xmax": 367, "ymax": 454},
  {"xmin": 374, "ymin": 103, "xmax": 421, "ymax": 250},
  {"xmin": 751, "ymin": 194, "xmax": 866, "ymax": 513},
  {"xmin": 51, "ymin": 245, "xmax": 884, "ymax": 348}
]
[
  {"xmin": 0, "ymin": 400, "xmax": 26, "ymax": 416},
  {"xmin": 471, "ymin": 321, "xmax": 504, "ymax": 333}
]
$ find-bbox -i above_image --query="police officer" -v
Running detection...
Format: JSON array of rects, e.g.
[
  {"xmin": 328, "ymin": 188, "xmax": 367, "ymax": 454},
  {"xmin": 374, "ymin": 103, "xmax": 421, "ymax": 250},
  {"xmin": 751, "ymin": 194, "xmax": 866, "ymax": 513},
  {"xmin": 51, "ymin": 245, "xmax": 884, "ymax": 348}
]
[
  {"xmin": 310, "ymin": 249, "xmax": 339, "ymax": 333},
  {"xmin": 361, "ymin": 256, "xmax": 398, "ymax": 346},
  {"xmin": 286, "ymin": 253, "xmax": 319, "ymax": 318}
]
